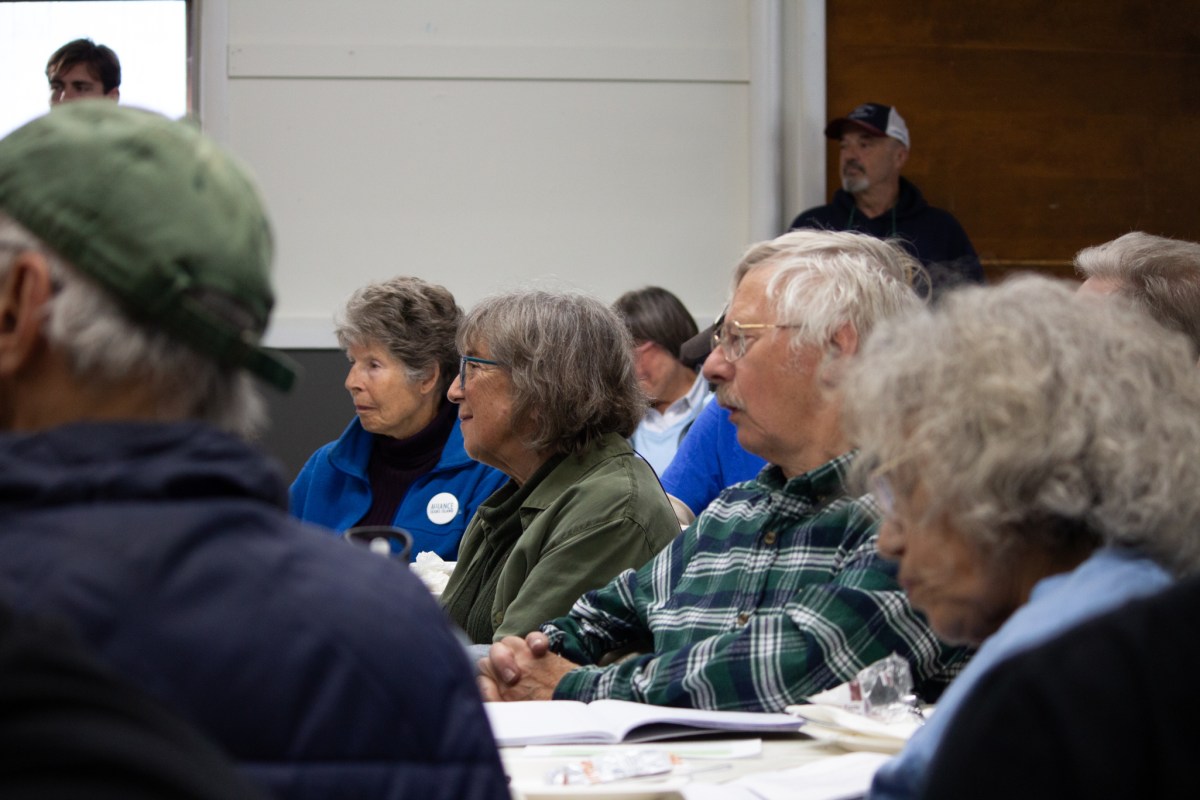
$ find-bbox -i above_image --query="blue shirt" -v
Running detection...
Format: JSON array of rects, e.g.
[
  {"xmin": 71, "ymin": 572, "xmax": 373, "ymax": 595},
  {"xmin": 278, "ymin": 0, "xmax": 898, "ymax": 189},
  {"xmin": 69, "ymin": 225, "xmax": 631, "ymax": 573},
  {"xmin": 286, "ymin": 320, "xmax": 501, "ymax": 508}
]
[
  {"xmin": 630, "ymin": 373, "xmax": 713, "ymax": 476},
  {"xmin": 868, "ymin": 546, "xmax": 1172, "ymax": 800},
  {"xmin": 660, "ymin": 401, "xmax": 767, "ymax": 515}
]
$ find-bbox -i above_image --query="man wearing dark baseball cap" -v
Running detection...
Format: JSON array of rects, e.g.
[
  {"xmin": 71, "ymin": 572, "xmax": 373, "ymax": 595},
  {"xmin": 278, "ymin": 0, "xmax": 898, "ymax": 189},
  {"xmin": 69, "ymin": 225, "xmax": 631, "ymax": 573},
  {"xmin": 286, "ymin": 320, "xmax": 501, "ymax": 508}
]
[
  {"xmin": 789, "ymin": 102, "xmax": 983, "ymax": 296},
  {"xmin": 0, "ymin": 103, "xmax": 508, "ymax": 800}
]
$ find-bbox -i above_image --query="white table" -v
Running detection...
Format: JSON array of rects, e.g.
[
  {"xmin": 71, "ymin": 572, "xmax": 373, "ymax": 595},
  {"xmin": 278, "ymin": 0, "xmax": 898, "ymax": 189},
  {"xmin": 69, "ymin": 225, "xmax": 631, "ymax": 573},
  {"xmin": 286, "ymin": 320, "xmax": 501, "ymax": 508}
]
[{"xmin": 502, "ymin": 733, "xmax": 855, "ymax": 798}]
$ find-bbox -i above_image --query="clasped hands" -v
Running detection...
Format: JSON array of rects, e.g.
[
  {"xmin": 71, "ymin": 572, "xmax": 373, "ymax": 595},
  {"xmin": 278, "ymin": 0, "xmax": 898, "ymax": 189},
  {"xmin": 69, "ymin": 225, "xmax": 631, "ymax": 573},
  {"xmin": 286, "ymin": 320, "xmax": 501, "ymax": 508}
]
[{"xmin": 477, "ymin": 631, "xmax": 580, "ymax": 702}]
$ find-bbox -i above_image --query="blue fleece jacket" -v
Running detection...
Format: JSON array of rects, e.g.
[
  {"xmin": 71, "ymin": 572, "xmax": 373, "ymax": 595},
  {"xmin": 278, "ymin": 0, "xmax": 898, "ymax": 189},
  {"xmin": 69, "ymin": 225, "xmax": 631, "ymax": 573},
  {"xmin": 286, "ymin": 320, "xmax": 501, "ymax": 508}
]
[{"xmin": 290, "ymin": 417, "xmax": 506, "ymax": 560}]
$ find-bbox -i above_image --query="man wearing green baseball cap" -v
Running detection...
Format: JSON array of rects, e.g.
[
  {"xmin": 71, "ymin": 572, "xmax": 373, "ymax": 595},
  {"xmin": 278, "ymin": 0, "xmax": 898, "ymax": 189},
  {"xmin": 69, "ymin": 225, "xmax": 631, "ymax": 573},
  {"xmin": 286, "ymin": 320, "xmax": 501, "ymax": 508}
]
[{"xmin": 0, "ymin": 102, "xmax": 508, "ymax": 800}]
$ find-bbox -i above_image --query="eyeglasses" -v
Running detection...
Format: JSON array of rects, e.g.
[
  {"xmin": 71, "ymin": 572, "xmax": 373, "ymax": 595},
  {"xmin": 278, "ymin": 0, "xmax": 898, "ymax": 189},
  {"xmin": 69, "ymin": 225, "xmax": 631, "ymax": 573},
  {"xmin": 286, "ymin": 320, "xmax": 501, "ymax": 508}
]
[
  {"xmin": 710, "ymin": 317, "xmax": 802, "ymax": 362},
  {"xmin": 458, "ymin": 354, "xmax": 504, "ymax": 390}
]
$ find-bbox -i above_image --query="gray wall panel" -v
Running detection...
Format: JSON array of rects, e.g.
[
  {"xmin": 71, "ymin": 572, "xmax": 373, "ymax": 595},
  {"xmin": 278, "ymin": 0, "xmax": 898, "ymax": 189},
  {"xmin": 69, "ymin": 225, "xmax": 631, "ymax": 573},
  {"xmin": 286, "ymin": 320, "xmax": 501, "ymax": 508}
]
[{"xmin": 258, "ymin": 349, "xmax": 352, "ymax": 482}]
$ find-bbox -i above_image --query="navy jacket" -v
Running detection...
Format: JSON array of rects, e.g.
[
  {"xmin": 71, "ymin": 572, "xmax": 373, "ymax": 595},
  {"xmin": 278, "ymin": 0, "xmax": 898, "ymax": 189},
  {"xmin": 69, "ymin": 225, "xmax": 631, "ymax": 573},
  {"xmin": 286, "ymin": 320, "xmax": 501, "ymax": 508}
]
[
  {"xmin": 0, "ymin": 604, "xmax": 267, "ymax": 799},
  {"xmin": 0, "ymin": 421, "xmax": 508, "ymax": 800},
  {"xmin": 790, "ymin": 176, "xmax": 984, "ymax": 293}
]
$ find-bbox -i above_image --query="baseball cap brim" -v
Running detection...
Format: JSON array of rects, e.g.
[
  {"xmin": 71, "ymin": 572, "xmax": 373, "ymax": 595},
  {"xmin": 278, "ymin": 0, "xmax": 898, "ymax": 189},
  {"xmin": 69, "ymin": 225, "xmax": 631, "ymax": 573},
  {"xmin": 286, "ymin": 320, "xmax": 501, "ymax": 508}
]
[
  {"xmin": 0, "ymin": 102, "xmax": 299, "ymax": 392},
  {"xmin": 824, "ymin": 118, "xmax": 888, "ymax": 140}
]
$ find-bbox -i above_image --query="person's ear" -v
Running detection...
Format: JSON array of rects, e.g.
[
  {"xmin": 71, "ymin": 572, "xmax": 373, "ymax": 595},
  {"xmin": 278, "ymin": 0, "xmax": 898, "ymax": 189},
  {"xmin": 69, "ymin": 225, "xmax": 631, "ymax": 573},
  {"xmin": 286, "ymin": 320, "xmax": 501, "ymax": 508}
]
[
  {"xmin": 418, "ymin": 364, "xmax": 441, "ymax": 397},
  {"xmin": 893, "ymin": 143, "xmax": 909, "ymax": 170},
  {"xmin": 0, "ymin": 252, "xmax": 55, "ymax": 377},
  {"xmin": 106, "ymin": 88, "xmax": 120, "ymax": 103},
  {"xmin": 820, "ymin": 322, "xmax": 860, "ymax": 389},
  {"xmin": 830, "ymin": 322, "xmax": 860, "ymax": 358}
]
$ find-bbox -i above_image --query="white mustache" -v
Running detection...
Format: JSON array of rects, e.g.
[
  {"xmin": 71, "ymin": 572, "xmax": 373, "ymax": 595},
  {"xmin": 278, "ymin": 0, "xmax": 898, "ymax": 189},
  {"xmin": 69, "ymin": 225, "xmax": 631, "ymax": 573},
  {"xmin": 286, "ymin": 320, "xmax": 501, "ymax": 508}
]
[{"xmin": 716, "ymin": 388, "xmax": 743, "ymax": 410}]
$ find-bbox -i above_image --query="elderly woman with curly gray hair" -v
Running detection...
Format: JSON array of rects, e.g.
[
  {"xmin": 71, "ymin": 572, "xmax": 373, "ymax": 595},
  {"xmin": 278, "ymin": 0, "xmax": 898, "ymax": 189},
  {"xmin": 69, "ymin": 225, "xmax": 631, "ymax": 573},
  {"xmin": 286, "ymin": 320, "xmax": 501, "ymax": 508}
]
[
  {"xmin": 854, "ymin": 275, "xmax": 1200, "ymax": 800},
  {"xmin": 290, "ymin": 277, "xmax": 507, "ymax": 559},
  {"xmin": 440, "ymin": 289, "xmax": 680, "ymax": 645}
]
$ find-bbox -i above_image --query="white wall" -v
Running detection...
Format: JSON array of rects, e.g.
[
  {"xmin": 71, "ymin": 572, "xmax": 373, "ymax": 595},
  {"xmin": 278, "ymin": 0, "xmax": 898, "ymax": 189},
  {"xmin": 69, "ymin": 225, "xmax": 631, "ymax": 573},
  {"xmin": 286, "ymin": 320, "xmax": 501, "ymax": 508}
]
[{"xmin": 197, "ymin": 0, "xmax": 826, "ymax": 347}]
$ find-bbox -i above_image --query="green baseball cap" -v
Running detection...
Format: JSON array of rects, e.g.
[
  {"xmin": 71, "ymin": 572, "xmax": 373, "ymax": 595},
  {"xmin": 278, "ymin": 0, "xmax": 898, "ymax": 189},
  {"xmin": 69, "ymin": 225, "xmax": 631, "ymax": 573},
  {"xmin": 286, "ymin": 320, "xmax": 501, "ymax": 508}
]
[{"xmin": 0, "ymin": 102, "xmax": 297, "ymax": 391}]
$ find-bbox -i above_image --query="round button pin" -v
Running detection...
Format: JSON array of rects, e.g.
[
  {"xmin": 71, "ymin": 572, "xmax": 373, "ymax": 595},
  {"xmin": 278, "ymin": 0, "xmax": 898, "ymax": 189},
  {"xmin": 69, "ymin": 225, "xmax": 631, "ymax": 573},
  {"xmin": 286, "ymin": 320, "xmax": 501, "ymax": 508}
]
[{"xmin": 426, "ymin": 492, "xmax": 459, "ymax": 525}]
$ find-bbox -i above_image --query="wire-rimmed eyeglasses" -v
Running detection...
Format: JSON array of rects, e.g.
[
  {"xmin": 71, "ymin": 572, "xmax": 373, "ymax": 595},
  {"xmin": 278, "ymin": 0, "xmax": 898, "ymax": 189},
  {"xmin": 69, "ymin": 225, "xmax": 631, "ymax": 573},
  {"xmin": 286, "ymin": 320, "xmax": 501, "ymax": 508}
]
[
  {"xmin": 458, "ymin": 354, "xmax": 504, "ymax": 390},
  {"xmin": 710, "ymin": 317, "xmax": 802, "ymax": 362}
]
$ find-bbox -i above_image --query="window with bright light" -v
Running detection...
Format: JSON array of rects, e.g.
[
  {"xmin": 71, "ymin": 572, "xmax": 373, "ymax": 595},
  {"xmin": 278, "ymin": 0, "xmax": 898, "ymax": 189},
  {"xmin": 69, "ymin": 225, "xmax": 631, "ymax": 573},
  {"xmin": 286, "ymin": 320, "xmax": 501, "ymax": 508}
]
[{"xmin": 0, "ymin": 0, "xmax": 189, "ymax": 138}]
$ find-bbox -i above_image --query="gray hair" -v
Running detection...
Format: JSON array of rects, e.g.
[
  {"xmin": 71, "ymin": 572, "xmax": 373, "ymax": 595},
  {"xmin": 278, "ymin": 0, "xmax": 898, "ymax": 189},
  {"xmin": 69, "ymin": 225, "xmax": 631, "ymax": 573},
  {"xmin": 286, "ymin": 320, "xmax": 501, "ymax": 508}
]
[
  {"xmin": 459, "ymin": 289, "xmax": 644, "ymax": 455},
  {"xmin": 732, "ymin": 229, "xmax": 923, "ymax": 377},
  {"xmin": 845, "ymin": 274, "xmax": 1200, "ymax": 575},
  {"xmin": 1075, "ymin": 231, "xmax": 1200, "ymax": 357},
  {"xmin": 336, "ymin": 276, "xmax": 462, "ymax": 398},
  {"xmin": 0, "ymin": 214, "xmax": 264, "ymax": 437}
]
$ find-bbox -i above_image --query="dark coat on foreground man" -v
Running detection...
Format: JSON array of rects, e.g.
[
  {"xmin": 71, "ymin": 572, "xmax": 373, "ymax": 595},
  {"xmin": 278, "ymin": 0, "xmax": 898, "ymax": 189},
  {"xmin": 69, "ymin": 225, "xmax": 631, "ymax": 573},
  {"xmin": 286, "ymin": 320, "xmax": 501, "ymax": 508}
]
[{"xmin": 0, "ymin": 420, "xmax": 508, "ymax": 800}]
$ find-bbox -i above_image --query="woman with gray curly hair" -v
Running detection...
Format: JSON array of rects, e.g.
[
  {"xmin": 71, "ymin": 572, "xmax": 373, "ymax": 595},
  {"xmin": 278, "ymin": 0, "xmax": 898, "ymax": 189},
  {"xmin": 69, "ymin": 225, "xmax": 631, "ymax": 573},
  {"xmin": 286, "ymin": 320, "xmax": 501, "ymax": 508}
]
[
  {"xmin": 290, "ymin": 277, "xmax": 506, "ymax": 560},
  {"xmin": 855, "ymin": 275, "xmax": 1200, "ymax": 800},
  {"xmin": 440, "ymin": 289, "xmax": 680, "ymax": 645}
]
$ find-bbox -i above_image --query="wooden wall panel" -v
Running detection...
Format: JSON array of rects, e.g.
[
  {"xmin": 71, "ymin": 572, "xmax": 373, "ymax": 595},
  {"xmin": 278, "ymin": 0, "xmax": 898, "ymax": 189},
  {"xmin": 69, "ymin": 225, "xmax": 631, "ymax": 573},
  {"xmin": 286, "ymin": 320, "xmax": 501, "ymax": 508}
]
[{"xmin": 825, "ymin": 0, "xmax": 1200, "ymax": 280}]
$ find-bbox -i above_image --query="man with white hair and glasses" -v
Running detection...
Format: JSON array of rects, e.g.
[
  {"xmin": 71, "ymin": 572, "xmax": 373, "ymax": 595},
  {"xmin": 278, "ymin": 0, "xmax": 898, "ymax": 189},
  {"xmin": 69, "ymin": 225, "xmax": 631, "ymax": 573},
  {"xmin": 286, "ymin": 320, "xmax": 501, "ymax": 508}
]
[{"xmin": 477, "ymin": 230, "xmax": 969, "ymax": 711}]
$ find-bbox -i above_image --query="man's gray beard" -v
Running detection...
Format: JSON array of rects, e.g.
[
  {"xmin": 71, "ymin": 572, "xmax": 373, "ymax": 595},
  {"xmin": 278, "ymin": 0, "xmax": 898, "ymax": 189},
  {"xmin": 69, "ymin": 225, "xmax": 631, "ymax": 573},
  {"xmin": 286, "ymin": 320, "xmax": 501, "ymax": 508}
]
[{"xmin": 842, "ymin": 173, "xmax": 870, "ymax": 194}]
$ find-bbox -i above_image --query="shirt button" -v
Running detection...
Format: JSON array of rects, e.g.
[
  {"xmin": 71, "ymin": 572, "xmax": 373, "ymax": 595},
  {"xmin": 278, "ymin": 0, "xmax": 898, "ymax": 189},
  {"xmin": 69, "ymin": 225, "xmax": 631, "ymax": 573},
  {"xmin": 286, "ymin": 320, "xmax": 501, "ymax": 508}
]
[
  {"xmin": 493, "ymin": 612, "xmax": 504, "ymax": 626},
  {"xmin": 737, "ymin": 612, "xmax": 750, "ymax": 626},
  {"xmin": 763, "ymin": 530, "xmax": 778, "ymax": 545}
]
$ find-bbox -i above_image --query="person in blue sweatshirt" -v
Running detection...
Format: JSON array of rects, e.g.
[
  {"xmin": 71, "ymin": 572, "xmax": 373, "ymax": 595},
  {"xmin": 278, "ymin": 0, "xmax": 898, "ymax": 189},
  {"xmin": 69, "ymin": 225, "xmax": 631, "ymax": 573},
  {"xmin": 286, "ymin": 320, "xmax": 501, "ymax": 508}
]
[
  {"xmin": 790, "ymin": 102, "xmax": 982, "ymax": 296},
  {"xmin": 290, "ymin": 276, "xmax": 506, "ymax": 560}
]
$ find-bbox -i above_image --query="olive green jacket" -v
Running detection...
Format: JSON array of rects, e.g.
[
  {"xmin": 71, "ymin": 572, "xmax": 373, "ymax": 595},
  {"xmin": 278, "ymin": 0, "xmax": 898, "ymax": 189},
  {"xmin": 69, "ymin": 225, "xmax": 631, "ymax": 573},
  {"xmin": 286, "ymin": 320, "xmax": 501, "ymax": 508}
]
[{"xmin": 443, "ymin": 433, "xmax": 679, "ymax": 642}]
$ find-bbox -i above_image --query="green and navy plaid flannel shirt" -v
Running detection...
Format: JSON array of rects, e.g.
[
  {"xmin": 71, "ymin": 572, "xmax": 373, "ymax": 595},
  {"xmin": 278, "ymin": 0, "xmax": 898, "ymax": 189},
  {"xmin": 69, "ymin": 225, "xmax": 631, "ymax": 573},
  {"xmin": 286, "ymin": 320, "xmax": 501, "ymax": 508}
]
[{"xmin": 543, "ymin": 451, "xmax": 969, "ymax": 711}]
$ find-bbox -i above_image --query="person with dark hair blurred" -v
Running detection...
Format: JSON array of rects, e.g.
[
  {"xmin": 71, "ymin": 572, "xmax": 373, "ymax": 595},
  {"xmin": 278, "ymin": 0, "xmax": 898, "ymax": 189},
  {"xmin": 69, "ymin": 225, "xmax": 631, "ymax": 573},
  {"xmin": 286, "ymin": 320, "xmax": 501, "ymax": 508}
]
[
  {"xmin": 291, "ymin": 276, "xmax": 505, "ymax": 559},
  {"xmin": 613, "ymin": 286, "xmax": 712, "ymax": 475},
  {"xmin": 46, "ymin": 38, "xmax": 120, "ymax": 105}
]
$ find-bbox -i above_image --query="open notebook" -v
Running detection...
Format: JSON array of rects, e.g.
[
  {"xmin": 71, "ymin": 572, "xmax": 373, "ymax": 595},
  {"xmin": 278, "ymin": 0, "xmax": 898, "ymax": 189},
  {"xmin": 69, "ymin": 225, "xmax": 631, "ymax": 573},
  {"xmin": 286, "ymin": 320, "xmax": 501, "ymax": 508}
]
[{"xmin": 486, "ymin": 699, "xmax": 805, "ymax": 746}]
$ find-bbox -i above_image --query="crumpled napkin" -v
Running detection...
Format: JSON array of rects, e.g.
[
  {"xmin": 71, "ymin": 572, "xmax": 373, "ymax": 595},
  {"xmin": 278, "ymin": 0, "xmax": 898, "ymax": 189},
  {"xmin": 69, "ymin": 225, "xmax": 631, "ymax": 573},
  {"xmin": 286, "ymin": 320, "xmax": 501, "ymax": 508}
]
[
  {"xmin": 784, "ymin": 682, "xmax": 927, "ymax": 754},
  {"xmin": 410, "ymin": 551, "xmax": 455, "ymax": 595}
]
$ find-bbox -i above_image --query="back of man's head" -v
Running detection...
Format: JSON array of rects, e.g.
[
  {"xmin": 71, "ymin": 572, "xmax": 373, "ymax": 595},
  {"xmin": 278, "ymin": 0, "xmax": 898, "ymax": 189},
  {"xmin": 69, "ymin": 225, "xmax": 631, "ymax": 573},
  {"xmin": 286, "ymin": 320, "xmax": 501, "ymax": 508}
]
[
  {"xmin": 734, "ymin": 229, "xmax": 923, "ymax": 358},
  {"xmin": 0, "ymin": 103, "xmax": 295, "ymax": 436},
  {"xmin": 1075, "ymin": 232, "xmax": 1200, "ymax": 358},
  {"xmin": 46, "ymin": 38, "xmax": 121, "ymax": 94}
]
